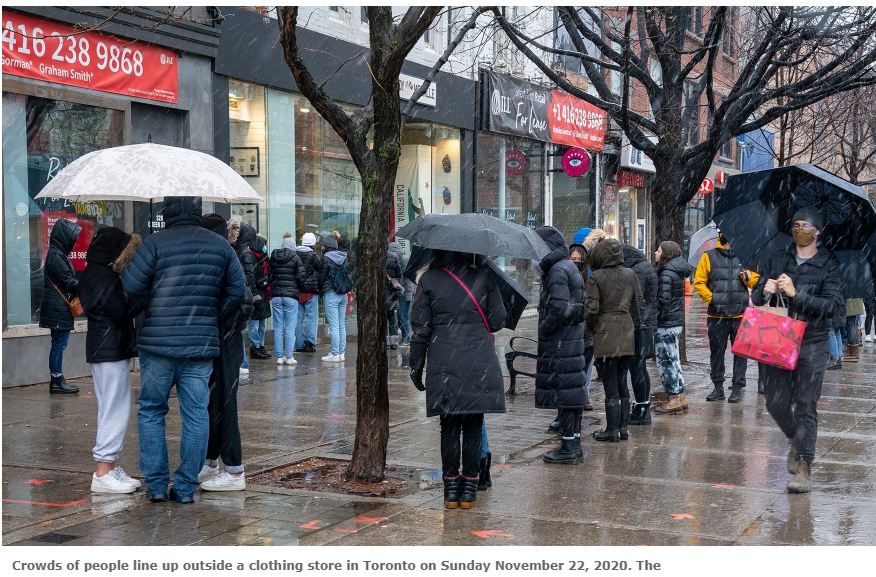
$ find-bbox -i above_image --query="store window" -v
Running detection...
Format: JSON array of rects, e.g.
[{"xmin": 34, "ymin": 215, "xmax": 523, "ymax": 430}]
[
  {"xmin": 229, "ymin": 80, "xmax": 267, "ymax": 234},
  {"xmin": 552, "ymin": 145, "xmax": 595, "ymax": 243},
  {"xmin": 3, "ymin": 92, "xmax": 125, "ymax": 326},
  {"xmin": 476, "ymin": 132, "xmax": 544, "ymax": 304}
]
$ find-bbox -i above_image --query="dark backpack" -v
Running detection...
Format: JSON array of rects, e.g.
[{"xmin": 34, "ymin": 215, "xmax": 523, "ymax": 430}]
[{"xmin": 332, "ymin": 262, "xmax": 353, "ymax": 294}]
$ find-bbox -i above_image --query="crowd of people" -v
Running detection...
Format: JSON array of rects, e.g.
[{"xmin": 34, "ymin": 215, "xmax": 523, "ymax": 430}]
[{"xmin": 38, "ymin": 200, "xmax": 857, "ymax": 503}]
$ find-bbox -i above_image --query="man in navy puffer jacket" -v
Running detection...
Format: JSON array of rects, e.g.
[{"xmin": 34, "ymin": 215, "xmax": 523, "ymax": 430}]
[{"xmin": 122, "ymin": 196, "xmax": 245, "ymax": 503}]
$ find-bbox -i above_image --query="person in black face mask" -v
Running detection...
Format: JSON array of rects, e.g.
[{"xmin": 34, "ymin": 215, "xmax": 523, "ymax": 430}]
[{"xmin": 751, "ymin": 207, "xmax": 843, "ymax": 494}]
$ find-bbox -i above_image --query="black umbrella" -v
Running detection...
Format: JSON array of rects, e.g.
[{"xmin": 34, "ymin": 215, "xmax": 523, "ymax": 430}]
[
  {"xmin": 403, "ymin": 246, "xmax": 530, "ymax": 330},
  {"xmin": 713, "ymin": 164, "xmax": 876, "ymax": 298},
  {"xmin": 395, "ymin": 213, "xmax": 549, "ymax": 261}
]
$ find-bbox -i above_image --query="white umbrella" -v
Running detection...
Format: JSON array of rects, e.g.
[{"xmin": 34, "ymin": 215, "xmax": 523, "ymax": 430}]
[
  {"xmin": 687, "ymin": 220, "xmax": 719, "ymax": 268},
  {"xmin": 34, "ymin": 143, "xmax": 262, "ymax": 203}
]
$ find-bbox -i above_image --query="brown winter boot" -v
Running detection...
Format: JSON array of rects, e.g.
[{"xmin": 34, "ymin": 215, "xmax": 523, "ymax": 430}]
[
  {"xmin": 787, "ymin": 459, "xmax": 811, "ymax": 493},
  {"xmin": 843, "ymin": 344, "xmax": 859, "ymax": 362},
  {"xmin": 787, "ymin": 439, "xmax": 798, "ymax": 474},
  {"xmin": 654, "ymin": 394, "xmax": 684, "ymax": 415},
  {"xmin": 679, "ymin": 392, "xmax": 689, "ymax": 413}
]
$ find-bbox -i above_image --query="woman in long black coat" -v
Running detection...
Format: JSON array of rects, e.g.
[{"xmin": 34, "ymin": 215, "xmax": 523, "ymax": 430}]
[
  {"xmin": 79, "ymin": 227, "xmax": 144, "ymax": 493},
  {"xmin": 533, "ymin": 227, "xmax": 587, "ymax": 464},
  {"xmin": 409, "ymin": 250, "xmax": 506, "ymax": 510},
  {"xmin": 40, "ymin": 218, "xmax": 82, "ymax": 394}
]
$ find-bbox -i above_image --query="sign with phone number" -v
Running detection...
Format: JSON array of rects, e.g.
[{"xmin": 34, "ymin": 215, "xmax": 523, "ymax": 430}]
[{"xmin": 2, "ymin": 11, "xmax": 178, "ymax": 103}]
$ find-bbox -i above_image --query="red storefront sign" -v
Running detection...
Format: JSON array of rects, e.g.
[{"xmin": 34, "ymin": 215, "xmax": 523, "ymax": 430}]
[
  {"xmin": 548, "ymin": 90, "xmax": 605, "ymax": 152},
  {"xmin": 617, "ymin": 169, "xmax": 646, "ymax": 188},
  {"xmin": 40, "ymin": 213, "xmax": 94, "ymax": 272},
  {"xmin": 2, "ymin": 12, "xmax": 178, "ymax": 103}
]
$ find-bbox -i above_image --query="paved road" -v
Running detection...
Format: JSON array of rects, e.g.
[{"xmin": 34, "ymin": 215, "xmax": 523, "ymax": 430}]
[{"xmin": 3, "ymin": 298, "xmax": 875, "ymax": 546}]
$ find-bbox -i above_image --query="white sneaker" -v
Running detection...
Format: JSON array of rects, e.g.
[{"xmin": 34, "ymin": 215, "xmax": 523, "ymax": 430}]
[
  {"xmin": 239, "ymin": 367, "xmax": 249, "ymax": 376},
  {"xmin": 198, "ymin": 463, "xmax": 220, "ymax": 482},
  {"xmin": 321, "ymin": 353, "xmax": 341, "ymax": 362},
  {"xmin": 866, "ymin": 334, "xmax": 873, "ymax": 343},
  {"xmin": 276, "ymin": 356, "xmax": 286, "ymax": 365},
  {"xmin": 285, "ymin": 356, "xmax": 297, "ymax": 365},
  {"xmin": 111, "ymin": 466, "xmax": 141, "ymax": 488},
  {"xmin": 200, "ymin": 471, "xmax": 246, "ymax": 491},
  {"xmin": 339, "ymin": 353, "xmax": 345, "ymax": 361},
  {"xmin": 91, "ymin": 472, "xmax": 136, "ymax": 494}
]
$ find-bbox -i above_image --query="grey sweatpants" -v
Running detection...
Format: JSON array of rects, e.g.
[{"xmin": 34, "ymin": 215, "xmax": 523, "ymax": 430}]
[{"xmin": 92, "ymin": 360, "xmax": 132, "ymax": 463}]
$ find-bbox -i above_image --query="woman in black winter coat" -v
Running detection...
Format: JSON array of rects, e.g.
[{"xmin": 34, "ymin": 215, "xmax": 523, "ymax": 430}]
[
  {"xmin": 622, "ymin": 244, "xmax": 659, "ymax": 425},
  {"xmin": 570, "ymin": 243, "xmax": 595, "ymax": 412},
  {"xmin": 409, "ymin": 250, "xmax": 506, "ymax": 510},
  {"xmin": 269, "ymin": 233, "xmax": 305, "ymax": 364},
  {"xmin": 40, "ymin": 218, "xmax": 82, "ymax": 394},
  {"xmin": 533, "ymin": 226, "xmax": 588, "ymax": 464},
  {"xmin": 80, "ymin": 227, "xmax": 145, "ymax": 493},
  {"xmin": 652, "ymin": 241, "xmax": 692, "ymax": 415}
]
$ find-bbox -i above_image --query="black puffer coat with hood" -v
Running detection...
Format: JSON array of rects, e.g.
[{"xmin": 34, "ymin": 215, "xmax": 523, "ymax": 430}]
[
  {"xmin": 80, "ymin": 228, "xmax": 145, "ymax": 363},
  {"xmin": 269, "ymin": 236, "xmax": 305, "ymax": 300},
  {"xmin": 295, "ymin": 245, "xmax": 321, "ymax": 295},
  {"xmin": 40, "ymin": 218, "xmax": 82, "ymax": 330},
  {"xmin": 386, "ymin": 241, "xmax": 405, "ymax": 311},
  {"xmin": 657, "ymin": 256, "xmax": 692, "ymax": 328},
  {"xmin": 534, "ymin": 226, "xmax": 587, "ymax": 410}
]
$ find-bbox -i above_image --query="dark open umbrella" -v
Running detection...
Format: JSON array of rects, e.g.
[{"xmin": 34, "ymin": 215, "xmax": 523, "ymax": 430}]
[
  {"xmin": 713, "ymin": 164, "xmax": 876, "ymax": 298},
  {"xmin": 403, "ymin": 246, "xmax": 529, "ymax": 330},
  {"xmin": 396, "ymin": 213, "xmax": 549, "ymax": 261}
]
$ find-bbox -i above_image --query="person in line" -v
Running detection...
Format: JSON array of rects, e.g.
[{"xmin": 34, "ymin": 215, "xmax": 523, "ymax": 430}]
[
  {"xmin": 652, "ymin": 241, "xmax": 692, "ymax": 416},
  {"xmin": 386, "ymin": 241, "xmax": 405, "ymax": 350},
  {"xmin": 398, "ymin": 251, "xmax": 415, "ymax": 347},
  {"xmin": 534, "ymin": 226, "xmax": 588, "ymax": 462},
  {"xmin": 269, "ymin": 232, "xmax": 305, "ymax": 366},
  {"xmin": 122, "ymin": 197, "xmax": 245, "ymax": 504},
  {"xmin": 197, "ymin": 214, "xmax": 254, "ymax": 492},
  {"xmin": 586, "ymin": 238, "xmax": 644, "ymax": 442},
  {"xmin": 693, "ymin": 230, "xmax": 760, "ymax": 403},
  {"xmin": 318, "ymin": 232, "xmax": 350, "ymax": 362},
  {"xmin": 570, "ymin": 243, "xmax": 594, "ymax": 412},
  {"xmin": 409, "ymin": 250, "xmax": 507, "ymax": 509},
  {"xmin": 232, "ymin": 221, "xmax": 263, "ymax": 375},
  {"xmin": 40, "ymin": 218, "xmax": 83, "ymax": 394},
  {"xmin": 80, "ymin": 227, "xmax": 144, "ymax": 493},
  {"xmin": 842, "ymin": 298, "xmax": 864, "ymax": 362},
  {"xmin": 752, "ymin": 207, "xmax": 843, "ymax": 493},
  {"xmin": 248, "ymin": 234, "xmax": 272, "ymax": 359},
  {"xmin": 294, "ymin": 232, "xmax": 321, "ymax": 354},
  {"xmin": 826, "ymin": 299, "xmax": 847, "ymax": 370},
  {"xmin": 864, "ymin": 281, "xmax": 876, "ymax": 343},
  {"xmin": 622, "ymin": 243, "xmax": 659, "ymax": 424}
]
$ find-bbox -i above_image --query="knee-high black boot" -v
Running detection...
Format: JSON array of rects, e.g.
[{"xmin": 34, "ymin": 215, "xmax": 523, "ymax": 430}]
[
  {"xmin": 593, "ymin": 399, "xmax": 621, "ymax": 442},
  {"xmin": 619, "ymin": 398, "xmax": 631, "ymax": 440}
]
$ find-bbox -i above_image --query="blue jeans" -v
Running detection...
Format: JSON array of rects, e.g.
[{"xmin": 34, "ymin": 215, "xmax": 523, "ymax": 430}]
[
  {"xmin": 247, "ymin": 318, "xmax": 266, "ymax": 347},
  {"xmin": 324, "ymin": 291, "xmax": 347, "ymax": 356},
  {"xmin": 398, "ymin": 299, "xmax": 411, "ymax": 342},
  {"xmin": 829, "ymin": 328, "xmax": 843, "ymax": 359},
  {"xmin": 240, "ymin": 339, "xmax": 248, "ymax": 369},
  {"xmin": 271, "ymin": 297, "xmax": 298, "ymax": 358},
  {"xmin": 137, "ymin": 352, "xmax": 212, "ymax": 497},
  {"xmin": 481, "ymin": 420, "xmax": 490, "ymax": 459},
  {"xmin": 296, "ymin": 296, "xmax": 318, "ymax": 349},
  {"xmin": 49, "ymin": 329, "xmax": 70, "ymax": 376}
]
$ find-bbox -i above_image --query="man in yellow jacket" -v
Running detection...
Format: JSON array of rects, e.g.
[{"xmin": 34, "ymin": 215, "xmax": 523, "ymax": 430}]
[{"xmin": 694, "ymin": 231, "xmax": 760, "ymax": 402}]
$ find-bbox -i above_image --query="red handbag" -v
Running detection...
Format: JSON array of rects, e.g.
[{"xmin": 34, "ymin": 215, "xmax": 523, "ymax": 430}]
[{"xmin": 731, "ymin": 294, "xmax": 806, "ymax": 370}]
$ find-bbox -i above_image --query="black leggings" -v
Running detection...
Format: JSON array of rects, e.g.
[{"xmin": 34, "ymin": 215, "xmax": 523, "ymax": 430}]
[
  {"xmin": 440, "ymin": 414, "xmax": 483, "ymax": 478},
  {"xmin": 600, "ymin": 356, "xmax": 632, "ymax": 401},
  {"xmin": 558, "ymin": 408, "xmax": 583, "ymax": 438}
]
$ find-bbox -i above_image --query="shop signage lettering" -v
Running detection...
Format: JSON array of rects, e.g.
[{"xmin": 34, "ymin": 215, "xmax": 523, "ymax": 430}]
[
  {"xmin": 399, "ymin": 73, "xmax": 436, "ymax": 107},
  {"xmin": 617, "ymin": 169, "xmax": 645, "ymax": 188},
  {"xmin": 2, "ymin": 12, "xmax": 179, "ymax": 103},
  {"xmin": 41, "ymin": 213, "xmax": 94, "ymax": 272},
  {"xmin": 620, "ymin": 134, "xmax": 656, "ymax": 173},
  {"xmin": 487, "ymin": 71, "xmax": 605, "ymax": 151}
]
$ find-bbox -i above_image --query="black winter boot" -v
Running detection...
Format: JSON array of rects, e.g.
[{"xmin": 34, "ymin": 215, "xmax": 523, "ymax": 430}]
[
  {"xmin": 592, "ymin": 400, "xmax": 621, "ymax": 442},
  {"xmin": 727, "ymin": 385, "xmax": 743, "ymax": 403},
  {"xmin": 49, "ymin": 375, "xmax": 79, "ymax": 395},
  {"xmin": 706, "ymin": 385, "xmax": 725, "ymax": 401},
  {"xmin": 619, "ymin": 398, "xmax": 631, "ymax": 440},
  {"xmin": 629, "ymin": 402, "xmax": 652, "ymax": 426},
  {"xmin": 257, "ymin": 346, "xmax": 270, "ymax": 359},
  {"xmin": 459, "ymin": 476, "xmax": 479, "ymax": 509},
  {"xmin": 477, "ymin": 453, "xmax": 492, "ymax": 491},
  {"xmin": 543, "ymin": 438, "xmax": 582, "ymax": 464},
  {"xmin": 443, "ymin": 476, "xmax": 460, "ymax": 509}
]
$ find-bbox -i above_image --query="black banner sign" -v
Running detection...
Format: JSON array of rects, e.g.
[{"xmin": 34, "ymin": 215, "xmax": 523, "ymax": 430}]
[{"xmin": 487, "ymin": 71, "xmax": 551, "ymax": 142}]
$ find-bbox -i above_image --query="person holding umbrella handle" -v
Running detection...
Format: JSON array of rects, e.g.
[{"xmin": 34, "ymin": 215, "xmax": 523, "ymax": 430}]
[{"xmin": 752, "ymin": 207, "xmax": 843, "ymax": 494}]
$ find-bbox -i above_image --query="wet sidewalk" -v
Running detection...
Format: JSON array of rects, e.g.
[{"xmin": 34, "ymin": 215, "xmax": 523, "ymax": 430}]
[{"xmin": 3, "ymin": 298, "xmax": 875, "ymax": 546}]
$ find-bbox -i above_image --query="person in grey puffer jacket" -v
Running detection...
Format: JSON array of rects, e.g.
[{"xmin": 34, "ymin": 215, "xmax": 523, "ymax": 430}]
[
  {"xmin": 622, "ymin": 244, "xmax": 659, "ymax": 425},
  {"xmin": 318, "ymin": 233, "xmax": 349, "ymax": 361},
  {"xmin": 386, "ymin": 242, "xmax": 405, "ymax": 349},
  {"xmin": 294, "ymin": 232, "xmax": 321, "ymax": 353},
  {"xmin": 652, "ymin": 241, "xmax": 692, "ymax": 416}
]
